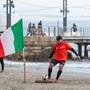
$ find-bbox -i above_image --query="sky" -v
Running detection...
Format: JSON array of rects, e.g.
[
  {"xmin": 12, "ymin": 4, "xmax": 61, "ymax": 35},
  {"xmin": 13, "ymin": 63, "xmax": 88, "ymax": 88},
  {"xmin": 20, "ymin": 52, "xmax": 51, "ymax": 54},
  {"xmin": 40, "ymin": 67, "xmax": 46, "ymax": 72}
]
[
  {"xmin": 0, "ymin": 0, "xmax": 90, "ymax": 31},
  {"xmin": 0, "ymin": 0, "xmax": 90, "ymax": 22},
  {"xmin": 14, "ymin": 0, "xmax": 90, "ymax": 21}
]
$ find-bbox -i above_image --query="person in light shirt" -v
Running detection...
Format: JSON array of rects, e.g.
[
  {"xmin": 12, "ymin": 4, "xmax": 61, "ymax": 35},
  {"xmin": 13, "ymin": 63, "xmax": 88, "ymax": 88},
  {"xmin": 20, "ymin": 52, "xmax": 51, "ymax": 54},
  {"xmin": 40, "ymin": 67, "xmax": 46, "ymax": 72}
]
[{"xmin": 48, "ymin": 35, "xmax": 80, "ymax": 83}]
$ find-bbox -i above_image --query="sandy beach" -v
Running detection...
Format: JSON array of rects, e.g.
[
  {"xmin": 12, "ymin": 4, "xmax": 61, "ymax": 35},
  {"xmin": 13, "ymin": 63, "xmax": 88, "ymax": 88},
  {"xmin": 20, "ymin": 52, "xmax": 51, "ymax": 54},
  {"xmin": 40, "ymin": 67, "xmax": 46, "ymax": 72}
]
[{"xmin": 0, "ymin": 62, "xmax": 90, "ymax": 90}]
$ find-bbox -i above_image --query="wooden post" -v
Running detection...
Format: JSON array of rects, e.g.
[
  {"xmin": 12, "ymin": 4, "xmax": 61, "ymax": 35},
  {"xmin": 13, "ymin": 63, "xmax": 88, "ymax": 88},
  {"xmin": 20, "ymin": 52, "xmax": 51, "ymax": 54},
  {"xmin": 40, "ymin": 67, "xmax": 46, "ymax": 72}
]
[
  {"xmin": 23, "ymin": 48, "xmax": 26, "ymax": 83},
  {"xmin": 23, "ymin": 58, "xmax": 26, "ymax": 83}
]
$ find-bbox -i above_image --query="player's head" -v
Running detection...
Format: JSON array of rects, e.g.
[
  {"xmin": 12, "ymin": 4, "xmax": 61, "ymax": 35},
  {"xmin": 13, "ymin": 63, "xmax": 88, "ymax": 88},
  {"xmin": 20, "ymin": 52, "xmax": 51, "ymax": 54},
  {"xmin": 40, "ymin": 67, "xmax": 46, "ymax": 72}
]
[
  {"xmin": 56, "ymin": 35, "xmax": 62, "ymax": 41},
  {"xmin": 56, "ymin": 35, "xmax": 63, "ymax": 44}
]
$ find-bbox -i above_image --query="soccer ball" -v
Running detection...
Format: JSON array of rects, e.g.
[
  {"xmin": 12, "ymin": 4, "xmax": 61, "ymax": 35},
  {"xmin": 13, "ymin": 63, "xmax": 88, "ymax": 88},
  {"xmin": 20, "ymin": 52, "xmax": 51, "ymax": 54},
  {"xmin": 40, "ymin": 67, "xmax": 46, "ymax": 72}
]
[{"xmin": 42, "ymin": 75, "xmax": 48, "ymax": 80}]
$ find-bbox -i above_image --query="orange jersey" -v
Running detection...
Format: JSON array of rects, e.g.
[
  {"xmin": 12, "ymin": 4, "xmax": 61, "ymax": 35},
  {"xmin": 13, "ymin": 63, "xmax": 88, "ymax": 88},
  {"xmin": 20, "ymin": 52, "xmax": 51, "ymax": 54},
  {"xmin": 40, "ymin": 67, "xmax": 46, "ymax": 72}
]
[{"xmin": 51, "ymin": 41, "xmax": 72, "ymax": 61}]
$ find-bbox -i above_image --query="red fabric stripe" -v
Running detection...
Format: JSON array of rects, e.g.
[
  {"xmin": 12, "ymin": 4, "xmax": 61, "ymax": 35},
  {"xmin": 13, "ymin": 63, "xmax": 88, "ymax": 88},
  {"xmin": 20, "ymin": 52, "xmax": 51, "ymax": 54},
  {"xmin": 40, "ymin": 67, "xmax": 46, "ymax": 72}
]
[{"xmin": 0, "ymin": 39, "xmax": 5, "ymax": 57}]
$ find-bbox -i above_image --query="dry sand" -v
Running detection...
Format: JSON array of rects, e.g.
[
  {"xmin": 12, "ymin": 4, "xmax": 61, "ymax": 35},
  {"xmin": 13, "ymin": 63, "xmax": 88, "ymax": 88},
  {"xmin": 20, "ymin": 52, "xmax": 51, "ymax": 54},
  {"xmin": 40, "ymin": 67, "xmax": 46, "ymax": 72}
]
[{"xmin": 0, "ymin": 64, "xmax": 90, "ymax": 90}]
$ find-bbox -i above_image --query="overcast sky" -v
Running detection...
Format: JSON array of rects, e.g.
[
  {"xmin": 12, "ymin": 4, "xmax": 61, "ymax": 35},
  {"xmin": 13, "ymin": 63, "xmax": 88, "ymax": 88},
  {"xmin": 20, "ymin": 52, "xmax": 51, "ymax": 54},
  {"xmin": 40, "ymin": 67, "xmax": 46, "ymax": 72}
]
[{"xmin": 0, "ymin": 0, "xmax": 90, "ymax": 22}]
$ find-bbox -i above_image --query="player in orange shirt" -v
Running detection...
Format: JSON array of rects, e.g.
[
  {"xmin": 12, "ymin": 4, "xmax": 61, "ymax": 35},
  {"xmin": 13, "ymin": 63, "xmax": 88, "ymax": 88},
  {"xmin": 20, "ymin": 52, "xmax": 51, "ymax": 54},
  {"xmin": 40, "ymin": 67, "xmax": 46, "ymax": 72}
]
[{"xmin": 48, "ymin": 35, "xmax": 80, "ymax": 83}]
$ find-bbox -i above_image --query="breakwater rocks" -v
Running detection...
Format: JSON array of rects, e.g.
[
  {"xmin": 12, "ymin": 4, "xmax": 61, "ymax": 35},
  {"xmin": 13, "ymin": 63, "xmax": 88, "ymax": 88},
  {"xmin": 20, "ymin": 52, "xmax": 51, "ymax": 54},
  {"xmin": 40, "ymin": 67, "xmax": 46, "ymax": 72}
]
[{"xmin": 5, "ymin": 36, "xmax": 55, "ymax": 61}]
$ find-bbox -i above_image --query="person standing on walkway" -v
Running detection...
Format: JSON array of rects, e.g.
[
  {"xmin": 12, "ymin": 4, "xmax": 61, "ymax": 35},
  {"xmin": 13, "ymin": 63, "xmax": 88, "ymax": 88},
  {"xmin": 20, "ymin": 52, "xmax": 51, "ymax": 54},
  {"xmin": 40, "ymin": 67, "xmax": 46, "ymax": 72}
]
[
  {"xmin": 48, "ymin": 35, "xmax": 80, "ymax": 83},
  {"xmin": 0, "ymin": 57, "xmax": 4, "ymax": 73}
]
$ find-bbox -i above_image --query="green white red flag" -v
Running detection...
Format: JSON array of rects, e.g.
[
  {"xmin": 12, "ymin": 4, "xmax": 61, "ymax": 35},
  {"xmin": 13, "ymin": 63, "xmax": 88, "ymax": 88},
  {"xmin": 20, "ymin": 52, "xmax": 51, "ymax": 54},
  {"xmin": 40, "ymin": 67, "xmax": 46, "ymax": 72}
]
[{"xmin": 0, "ymin": 19, "xmax": 24, "ymax": 57}]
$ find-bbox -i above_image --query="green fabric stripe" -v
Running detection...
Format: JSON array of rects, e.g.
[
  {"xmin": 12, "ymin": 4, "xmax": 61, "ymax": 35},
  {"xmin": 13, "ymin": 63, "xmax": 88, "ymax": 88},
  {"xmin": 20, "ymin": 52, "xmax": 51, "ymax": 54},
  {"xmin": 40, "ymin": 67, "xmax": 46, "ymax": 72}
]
[{"xmin": 11, "ymin": 19, "xmax": 24, "ymax": 52}]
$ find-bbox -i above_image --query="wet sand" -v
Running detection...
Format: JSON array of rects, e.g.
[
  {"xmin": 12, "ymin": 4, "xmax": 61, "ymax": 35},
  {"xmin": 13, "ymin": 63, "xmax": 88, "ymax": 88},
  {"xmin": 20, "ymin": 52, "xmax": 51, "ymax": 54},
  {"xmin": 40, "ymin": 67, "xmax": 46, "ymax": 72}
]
[{"xmin": 0, "ymin": 65, "xmax": 90, "ymax": 90}]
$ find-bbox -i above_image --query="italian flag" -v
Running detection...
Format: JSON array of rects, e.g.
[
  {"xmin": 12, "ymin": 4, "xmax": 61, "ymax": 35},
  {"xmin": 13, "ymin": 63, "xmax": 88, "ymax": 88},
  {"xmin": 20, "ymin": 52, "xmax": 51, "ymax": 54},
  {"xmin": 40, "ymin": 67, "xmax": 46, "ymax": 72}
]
[{"xmin": 0, "ymin": 19, "xmax": 24, "ymax": 58}]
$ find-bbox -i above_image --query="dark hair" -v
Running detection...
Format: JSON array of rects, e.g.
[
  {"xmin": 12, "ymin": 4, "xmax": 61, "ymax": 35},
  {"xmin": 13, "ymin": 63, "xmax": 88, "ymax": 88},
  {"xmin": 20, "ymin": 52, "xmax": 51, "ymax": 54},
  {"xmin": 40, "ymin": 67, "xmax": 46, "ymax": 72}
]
[{"xmin": 56, "ymin": 36, "xmax": 62, "ymax": 41}]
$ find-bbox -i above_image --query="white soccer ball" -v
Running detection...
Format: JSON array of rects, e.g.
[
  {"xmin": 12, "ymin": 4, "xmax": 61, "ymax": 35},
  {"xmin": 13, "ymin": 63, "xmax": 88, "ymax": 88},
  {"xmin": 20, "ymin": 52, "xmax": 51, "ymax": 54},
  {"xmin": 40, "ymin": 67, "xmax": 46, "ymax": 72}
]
[{"xmin": 42, "ymin": 75, "xmax": 48, "ymax": 80}]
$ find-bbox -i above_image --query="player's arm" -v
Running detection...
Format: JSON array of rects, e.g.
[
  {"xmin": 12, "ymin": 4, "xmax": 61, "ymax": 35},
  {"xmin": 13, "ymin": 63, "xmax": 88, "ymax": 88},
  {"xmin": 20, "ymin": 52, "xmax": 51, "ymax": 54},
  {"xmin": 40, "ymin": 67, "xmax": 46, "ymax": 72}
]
[
  {"xmin": 70, "ymin": 48, "xmax": 80, "ymax": 59},
  {"xmin": 49, "ymin": 51, "xmax": 55, "ymax": 58},
  {"xmin": 48, "ymin": 51, "xmax": 55, "ymax": 62},
  {"xmin": 48, "ymin": 43, "xmax": 55, "ymax": 62}
]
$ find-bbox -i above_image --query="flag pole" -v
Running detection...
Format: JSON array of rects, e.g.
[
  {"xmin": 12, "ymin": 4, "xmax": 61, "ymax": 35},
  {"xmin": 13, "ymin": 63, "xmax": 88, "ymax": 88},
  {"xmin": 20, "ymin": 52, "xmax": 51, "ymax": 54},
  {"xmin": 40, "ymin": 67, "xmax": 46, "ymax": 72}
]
[{"xmin": 23, "ymin": 47, "xmax": 26, "ymax": 83}]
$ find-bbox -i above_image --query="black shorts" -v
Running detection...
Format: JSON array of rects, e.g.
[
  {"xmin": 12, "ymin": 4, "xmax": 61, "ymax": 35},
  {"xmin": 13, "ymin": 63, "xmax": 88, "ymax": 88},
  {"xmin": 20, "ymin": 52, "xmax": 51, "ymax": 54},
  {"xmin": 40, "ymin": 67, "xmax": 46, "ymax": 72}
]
[{"xmin": 51, "ymin": 59, "xmax": 66, "ymax": 66}]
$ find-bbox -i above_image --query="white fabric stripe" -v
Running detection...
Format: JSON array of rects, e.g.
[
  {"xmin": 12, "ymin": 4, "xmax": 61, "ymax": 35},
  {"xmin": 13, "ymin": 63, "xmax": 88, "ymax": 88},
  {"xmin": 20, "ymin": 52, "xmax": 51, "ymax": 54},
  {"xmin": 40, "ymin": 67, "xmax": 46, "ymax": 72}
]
[{"xmin": 0, "ymin": 28, "xmax": 15, "ymax": 55}]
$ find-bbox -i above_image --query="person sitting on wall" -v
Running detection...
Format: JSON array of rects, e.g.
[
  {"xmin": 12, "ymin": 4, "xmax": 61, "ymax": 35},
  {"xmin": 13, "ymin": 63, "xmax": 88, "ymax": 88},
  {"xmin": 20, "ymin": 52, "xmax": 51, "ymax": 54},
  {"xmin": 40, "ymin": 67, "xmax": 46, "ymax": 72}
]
[
  {"xmin": 38, "ymin": 20, "xmax": 43, "ymax": 34},
  {"xmin": 32, "ymin": 23, "xmax": 36, "ymax": 35}
]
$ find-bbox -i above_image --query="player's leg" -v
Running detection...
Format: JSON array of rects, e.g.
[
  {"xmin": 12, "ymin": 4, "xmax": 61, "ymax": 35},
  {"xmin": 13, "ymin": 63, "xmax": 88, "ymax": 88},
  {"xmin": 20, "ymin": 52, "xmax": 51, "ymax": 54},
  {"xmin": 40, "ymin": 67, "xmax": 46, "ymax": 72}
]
[
  {"xmin": 48, "ymin": 59, "xmax": 58, "ymax": 79},
  {"xmin": 54, "ymin": 61, "xmax": 66, "ymax": 83},
  {"xmin": 0, "ymin": 58, "xmax": 4, "ymax": 73}
]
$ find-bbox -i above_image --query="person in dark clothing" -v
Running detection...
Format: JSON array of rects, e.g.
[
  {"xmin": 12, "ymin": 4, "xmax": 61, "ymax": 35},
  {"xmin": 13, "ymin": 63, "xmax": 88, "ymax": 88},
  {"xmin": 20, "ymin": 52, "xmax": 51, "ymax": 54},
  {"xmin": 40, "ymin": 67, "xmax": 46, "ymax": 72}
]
[
  {"xmin": 48, "ymin": 35, "xmax": 80, "ymax": 83},
  {"xmin": 0, "ymin": 57, "xmax": 4, "ymax": 73},
  {"xmin": 32, "ymin": 23, "xmax": 36, "ymax": 35},
  {"xmin": 72, "ymin": 23, "xmax": 77, "ymax": 32},
  {"xmin": 38, "ymin": 21, "xmax": 42, "ymax": 34},
  {"xmin": 38, "ymin": 21, "xmax": 42, "ymax": 29},
  {"xmin": 32, "ymin": 23, "xmax": 36, "ymax": 28},
  {"xmin": 27, "ymin": 22, "xmax": 31, "ymax": 36}
]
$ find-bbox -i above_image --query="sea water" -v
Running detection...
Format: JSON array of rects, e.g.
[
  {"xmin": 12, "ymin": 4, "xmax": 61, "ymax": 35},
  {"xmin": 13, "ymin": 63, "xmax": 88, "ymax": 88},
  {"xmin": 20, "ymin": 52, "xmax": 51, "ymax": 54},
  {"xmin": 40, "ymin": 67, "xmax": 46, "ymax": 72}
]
[{"xmin": 4, "ymin": 59, "xmax": 90, "ymax": 74}]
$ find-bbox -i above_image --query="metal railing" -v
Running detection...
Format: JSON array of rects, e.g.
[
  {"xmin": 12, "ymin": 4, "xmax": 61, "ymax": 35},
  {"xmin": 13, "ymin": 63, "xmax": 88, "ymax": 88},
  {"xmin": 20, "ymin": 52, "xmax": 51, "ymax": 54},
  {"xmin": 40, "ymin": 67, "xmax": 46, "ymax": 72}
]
[{"xmin": 42, "ymin": 26, "xmax": 90, "ymax": 37}]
